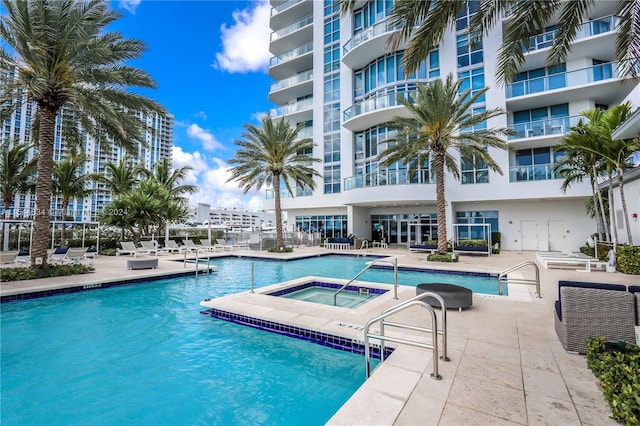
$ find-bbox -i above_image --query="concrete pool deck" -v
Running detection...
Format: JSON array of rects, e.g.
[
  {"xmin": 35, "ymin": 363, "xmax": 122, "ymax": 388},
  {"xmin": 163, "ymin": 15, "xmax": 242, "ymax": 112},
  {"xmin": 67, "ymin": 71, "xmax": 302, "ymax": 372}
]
[{"xmin": 1, "ymin": 246, "xmax": 637, "ymax": 425}]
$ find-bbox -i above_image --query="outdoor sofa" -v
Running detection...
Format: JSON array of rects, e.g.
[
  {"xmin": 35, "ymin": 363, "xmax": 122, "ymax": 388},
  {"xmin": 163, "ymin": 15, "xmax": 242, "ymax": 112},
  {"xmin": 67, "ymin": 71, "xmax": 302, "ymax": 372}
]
[{"xmin": 554, "ymin": 280, "xmax": 638, "ymax": 354}]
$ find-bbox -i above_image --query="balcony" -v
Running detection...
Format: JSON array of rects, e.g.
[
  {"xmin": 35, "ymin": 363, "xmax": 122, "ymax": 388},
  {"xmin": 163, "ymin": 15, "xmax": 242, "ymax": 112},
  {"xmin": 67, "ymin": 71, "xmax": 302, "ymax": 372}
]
[
  {"xmin": 268, "ymin": 70, "xmax": 313, "ymax": 104},
  {"xmin": 270, "ymin": 0, "xmax": 313, "ymax": 33},
  {"xmin": 505, "ymin": 62, "xmax": 632, "ymax": 110},
  {"xmin": 269, "ymin": 42, "xmax": 313, "ymax": 80},
  {"xmin": 265, "ymin": 188, "xmax": 291, "ymax": 199},
  {"xmin": 526, "ymin": 15, "xmax": 619, "ymax": 53},
  {"xmin": 509, "ymin": 163, "xmax": 562, "ymax": 182},
  {"xmin": 342, "ymin": 19, "xmax": 402, "ymax": 68},
  {"xmin": 343, "ymin": 89, "xmax": 416, "ymax": 131},
  {"xmin": 270, "ymin": 15, "xmax": 313, "ymax": 55},
  {"xmin": 269, "ymin": 97, "xmax": 313, "ymax": 122},
  {"xmin": 344, "ymin": 170, "xmax": 433, "ymax": 191},
  {"xmin": 508, "ymin": 115, "xmax": 584, "ymax": 141}
]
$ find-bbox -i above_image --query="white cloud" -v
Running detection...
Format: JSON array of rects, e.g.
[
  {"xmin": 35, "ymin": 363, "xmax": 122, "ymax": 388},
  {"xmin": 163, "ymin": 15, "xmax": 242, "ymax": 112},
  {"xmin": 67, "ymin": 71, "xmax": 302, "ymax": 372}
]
[
  {"xmin": 193, "ymin": 111, "xmax": 207, "ymax": 121},
  {"xmin": 214, "ymin": 0, "xmax": 271, "ymax": 73},
  {"xmin": 171, "ymin": 146, "xmax": 263, "ymax": 210},
  {"xmin": 119, "ymin": 0, "xmax": 141, "ymax": 14},
  {"xmin": 186, "ymin": 124, "xmax": 223, "ymax": 151}
]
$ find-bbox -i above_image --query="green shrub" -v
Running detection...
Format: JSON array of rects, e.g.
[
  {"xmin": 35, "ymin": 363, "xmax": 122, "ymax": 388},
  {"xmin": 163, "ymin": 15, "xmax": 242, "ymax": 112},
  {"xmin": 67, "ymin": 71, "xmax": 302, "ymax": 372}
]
[
  {"xmin": 454, "ymin": 239, "xmax": 488, "ymax": 247},
  {"xmin": 617, "ymin": 245, "xmax": 640, "ymax": 275},
  {"xmin": 267, "ymin": 246, "xmax": 293, "ymax": 253},
  {"xmin": 586, "ymin": 337, "xmax": 640, "ymax": 424},
  {"xmin": 1, "ymin": 264, "xmax": 94, "ymax": 282},
  {"xmin": 427, "ymin": 253, "xmax": 459, "ymax": 262},
  {"xmin": 491, "ymin": 232, "xmax": 501, "ymax": 246},
  {"xmin": 99, "ymin": 248, "xmax": 117, "ymax": 256}
]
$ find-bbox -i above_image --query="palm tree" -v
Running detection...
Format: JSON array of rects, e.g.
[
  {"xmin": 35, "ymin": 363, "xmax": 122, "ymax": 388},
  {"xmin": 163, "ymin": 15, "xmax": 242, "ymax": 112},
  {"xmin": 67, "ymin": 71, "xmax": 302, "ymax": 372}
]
[
  {"xmin": 341, "ymin": 0, "xmax": 639, "ymax": 83},
  {"xmin": 93, "ymin": 158, "xmax": 148, "ymax": 199},
  {"xmin": 377, "ymin": 74, "xmax": 512, "ymax": 254},
  {"xmin": 227, "ymin": 116, "xmax": 321, "ymax": 249},
  {"xmin": 52, "ymin": 153, "xmax": 94, "ymax": 248},
  {"xmin": 554, "ymin": 135, "xmax": 610, "ymax": 242},
  {"xmin": 0, "ymin": 142, "xmax": 37, "ymax": 250},
  {"xmin": 0, "ymin": 0, "xmax": 164, "ymax": 267}
]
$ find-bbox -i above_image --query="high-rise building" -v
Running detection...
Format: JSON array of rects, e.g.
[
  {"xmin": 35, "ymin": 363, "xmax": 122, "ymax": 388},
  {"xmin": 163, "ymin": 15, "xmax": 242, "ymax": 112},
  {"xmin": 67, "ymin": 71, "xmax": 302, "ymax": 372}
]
[
  {"xmin": 1, "ymin": 93, "xmax": 174, "ymax": 222},
  {"xmin": 265, "ymin": 0, "xmax": 638, "ymax": 251}
]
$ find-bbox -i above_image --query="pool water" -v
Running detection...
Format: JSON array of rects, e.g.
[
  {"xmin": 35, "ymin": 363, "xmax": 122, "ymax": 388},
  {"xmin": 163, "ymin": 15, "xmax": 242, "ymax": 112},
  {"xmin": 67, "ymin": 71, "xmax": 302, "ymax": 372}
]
[
  {"xmin": 282, "ymin": 286, "xmax": 378, "ymax": 308},
  {"xmin": 1, "ymin": 254, "xmax": 498, "ymax": 425}
]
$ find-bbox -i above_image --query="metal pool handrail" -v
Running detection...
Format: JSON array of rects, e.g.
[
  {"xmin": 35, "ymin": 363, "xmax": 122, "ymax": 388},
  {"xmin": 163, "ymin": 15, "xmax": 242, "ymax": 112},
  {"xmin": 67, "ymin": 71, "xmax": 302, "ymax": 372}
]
[
  {"xmin": 364, "ymin": 299, "xmax": 442, "ymax": 379},
  {"xmin": 333, "ymin": 257, "xmax": 398, "ymax": 306},
  {"xmin": 498, "ymin": 261, "xmax": 540, "ymax": 297}
]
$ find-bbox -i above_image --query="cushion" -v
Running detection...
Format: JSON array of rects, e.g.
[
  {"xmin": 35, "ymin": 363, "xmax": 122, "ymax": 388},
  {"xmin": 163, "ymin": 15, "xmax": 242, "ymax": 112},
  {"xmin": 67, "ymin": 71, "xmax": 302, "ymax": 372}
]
[
  {"xmin": 17, "ymin": 250, "xmax": 29, "ymax": 256},
  {"xmin": 628, "ymin": 286, "xmax": 640, "ymax": 293},
  {"xmin": 54, "ymin": 247, "xmax": 68, "ymax": 255},
  {"xmin": 555, "ymin": 300, "xmax": 562, "ymax": 321}
]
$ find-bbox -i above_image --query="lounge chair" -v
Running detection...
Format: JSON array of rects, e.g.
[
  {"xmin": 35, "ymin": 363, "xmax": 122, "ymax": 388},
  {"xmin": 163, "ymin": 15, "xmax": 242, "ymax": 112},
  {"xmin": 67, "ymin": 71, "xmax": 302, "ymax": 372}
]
[
  {"xmin": 49, "ymin": 247, "xmax": 70, "ymax": 265},
  {"xmin": 0, "ymin": 251, "xmax": 18, "ymax": 265},
  {"xmin": 117, "ymin": 241, "xmax": 149, "ymax": 258},
  {"xmin": 66, "ymin": 247, "xmax": 91, "ymax": 265},
  {"xmin": 183, "ymin": 239, "xmax": 209, "ymax": 254},
  {"xmin": 140, "ymin": 240, "xmax": 160, "ymax": 256},
  {"xmin": 164, "ymin": 240, "xmax": 187, "ymax": 254},
  {"xmin": 14, "ymin": 250, "xmax": 31, "ymax": 267},
  {"xmin": 198, "ymin": 239, "xmax": 217, "ymax": 251},
  {"xmin": 214, "ymin": 239, "xmax": 234, "ymax": 251}
]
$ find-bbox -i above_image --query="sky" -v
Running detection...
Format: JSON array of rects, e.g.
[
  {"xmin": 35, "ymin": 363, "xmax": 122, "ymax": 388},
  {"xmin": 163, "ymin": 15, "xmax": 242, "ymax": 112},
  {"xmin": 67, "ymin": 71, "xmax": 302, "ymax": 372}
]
[{"xmin": 109, "ymin": 0, "xmax": 275, "ymax": 211}]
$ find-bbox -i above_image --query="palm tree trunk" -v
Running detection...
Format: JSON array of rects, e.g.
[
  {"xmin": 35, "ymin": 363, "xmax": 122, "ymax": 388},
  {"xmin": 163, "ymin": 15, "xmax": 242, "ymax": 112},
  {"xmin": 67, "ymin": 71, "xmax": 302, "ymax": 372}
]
[
  {"xmin": 31, "ymin": 105, "xmax": 58, "ymax": 268},
  {"xmin": 273, "ymin": 177, "xmax": 284, "ymax": 249},
  {"xmin": 60, "ymin": 199, "xmax": 69, "ymax": 248},
  {"xmin": 588, "ymin": 174, "xmax": 604, "ymax": 241},
  {"xmin": 594, "ymin": 164, "xmax": 609, "ymax": 242},
  {"xmin": 434, "ymin": 151, "xmax": 447, "ymax": 255},
  {"xmin": 2, "ymin": 198, "xmax": 12, "ymax": 251},
  {"xmin": 617, "ymin": 168, "xmax": 633, "ymax": 245},
  {"xmin": 607, "ymin": 172, "xmax": 617, "ymax": 243}
]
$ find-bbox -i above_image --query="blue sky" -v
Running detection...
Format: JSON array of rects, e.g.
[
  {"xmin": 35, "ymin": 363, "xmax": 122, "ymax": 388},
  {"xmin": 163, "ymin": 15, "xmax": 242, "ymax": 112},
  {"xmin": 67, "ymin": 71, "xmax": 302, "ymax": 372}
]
[{"xmin": 111, "ymin": 0, "xmax": 274, "ymax": 211}]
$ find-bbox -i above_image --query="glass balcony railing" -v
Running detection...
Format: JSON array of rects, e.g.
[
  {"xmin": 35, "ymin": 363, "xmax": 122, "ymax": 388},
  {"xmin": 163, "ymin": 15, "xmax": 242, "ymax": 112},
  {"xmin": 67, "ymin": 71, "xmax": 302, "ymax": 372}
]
[
  {"xmin": 344, "ymin": 89, "xmax": 416, "ymax": 122},
  {"xmin": 271, "ymin": 0, "xmax": 302, "ymax": 15},
  {"xmin": 508, "ymin": 115, "xmax": 583, "ymax": 140},
  {"xmin": 344, "ymin": 170, "xmax": 433, "ymax": 191},
  {"xmin": 269, "ymin": 70, "xmax": 313, "ymax": 93},
  {"xmin": 506, "ymin": 62, "xmax": 618, "ymax": 98},
  {"xmin": 265, "ymin": 189, "xmax": 291, "ymax": 199},
  {"xmin": 270, "ymin": 43, "xmax": 313, "ymax": 67},
  {"xmin": 270, "ymin": 15, "xmax": 313, "ymax": 42},
  {"xmin": 343, "ymin": 18, "xmax": 401, "ymax": 54},
  {"xmin": 294, "ymin": 126, "xmax": 313, "ymax": 139},
  {"xmin": 269, "ymin": 97, "xmax": 313, "ymax": 118},
  {"xmin": 527, "ymin": 15, "xmax": 618, "ymax": 52},
  {"xmin": 509, "ymin": 163, "xmax": 562, "ymax": 182}
]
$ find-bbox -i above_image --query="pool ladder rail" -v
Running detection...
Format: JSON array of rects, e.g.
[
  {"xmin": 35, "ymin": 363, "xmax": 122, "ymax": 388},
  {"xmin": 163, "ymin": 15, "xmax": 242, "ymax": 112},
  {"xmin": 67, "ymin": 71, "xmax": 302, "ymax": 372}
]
[
  {"xmin": 498, "ymin": 261, "xmax": 541, "ymax": 297},
  {"xmin": 333, "ymin": 257, "xmax": 398, "ymax": 305},
  {"xmin": 364, "ymin": 292, "xmax": 449, "ymax": 379},
  {"xmin": 183, "ymin": 249, "xmax": 215, "ymax": 276}
]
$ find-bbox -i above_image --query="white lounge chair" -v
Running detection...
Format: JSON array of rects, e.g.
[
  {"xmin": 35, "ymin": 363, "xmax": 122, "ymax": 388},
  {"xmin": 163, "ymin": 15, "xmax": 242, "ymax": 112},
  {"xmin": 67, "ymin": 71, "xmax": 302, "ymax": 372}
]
[
  {"xmin": 214, "ymin": 239, "xmax": 234, "ymax": 251},
  {"xmin": 140, "ymin": 240, "xmax": 160, "ymax": 256},
  {"xmin": 183, "ymin": 239, "xmax": 208, "ymax": 254},
  {"xmin": 117, "ymin": 241, "xmax": 149, "ymax": 258},
  {"xmin": 198, "ymin": 239, "xmax": 217, "ymax": 251},
  {"xmin": 66, "ymin": 247, "xmax": 91, "ymax": 265},
  {"xmin": 49, "ymin": 247, "xmax": 71, "ymax": 265},
  {"xmin": 164, "ymin": 240, "xmax": 187, "ymax": 254},
  {"xmin": 0, "ymin": 251, "xmax": 18, "ymax": 265}
]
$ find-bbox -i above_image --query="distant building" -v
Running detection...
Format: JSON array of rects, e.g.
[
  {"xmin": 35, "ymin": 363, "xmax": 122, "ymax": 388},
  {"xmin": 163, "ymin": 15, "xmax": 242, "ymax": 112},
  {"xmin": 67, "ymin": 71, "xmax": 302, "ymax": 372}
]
[
  {"xmin": 187, "ymin": 203, "xmax": 277, "ymax": 231},
  {"xmin": 264, "ymin": 0, "xmax": 638, "ymax": 251},
  {"xmin": 0, "ymin": 63, "xmax": 174, "ymax": 222}
]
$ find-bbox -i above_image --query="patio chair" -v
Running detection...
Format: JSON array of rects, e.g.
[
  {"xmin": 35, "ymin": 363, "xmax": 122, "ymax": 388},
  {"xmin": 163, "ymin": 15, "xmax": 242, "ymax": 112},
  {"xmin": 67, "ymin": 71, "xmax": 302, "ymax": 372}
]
[
  {"xmin": 140, "ymin": 240, "xmax": 160, "ymax": 256},
  {"xmin": 14, "ymin": 250, "xmax": 31, "ymax": 267},
  {"xmin": 214, "ymin": 239, "xmax": 234, "ymax": 251},
  {"xmin": 183, "ymin": 239, "xmax": 209, "ymax": 254},
  {"xmin": 66, "ymin": 247, "xmax": 90, "ymax": 265},
  {"xmin": 0, "ymin": 251, "xmax": 18, "ymax": 265},
  {"xmin": 117, "ymin": 241, "xmax": 149, "ymax": 258},
  {"xmin": 49, "ymin": 247, "xmax": 70, "ymax": 265},
  {"xmin": 164, "ymin": 240, "xmax": 187, "ymax": 254},
  {"xmin": 198, "ymin": 239, "xmax": 217, "ymax": 251}
]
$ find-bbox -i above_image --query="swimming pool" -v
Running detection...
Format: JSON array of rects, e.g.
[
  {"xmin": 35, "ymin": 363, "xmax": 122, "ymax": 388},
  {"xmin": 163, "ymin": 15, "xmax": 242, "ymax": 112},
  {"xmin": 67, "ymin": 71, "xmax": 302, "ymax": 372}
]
[
  {"xmin": 268, "ymin": 280, "xmax": 387, "ymax": 308},
  {"xmin": 1, "ymin": 254, "xmax": 499, "ymax": 424}
]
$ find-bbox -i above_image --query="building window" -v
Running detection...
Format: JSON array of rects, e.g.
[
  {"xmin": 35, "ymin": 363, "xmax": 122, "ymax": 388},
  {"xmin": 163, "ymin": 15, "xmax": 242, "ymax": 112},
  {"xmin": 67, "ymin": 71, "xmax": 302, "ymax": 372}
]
[
  {"xmin": 324, "ymin": 164, "xmax": 341, "ymax": 194},
  {"xmin": 324, "ymin": 133, "xmax": 340, "ymax": 163},
  {"xmin": 461, "ymin": 154, "xmax": 489, "ymax": 184},
  {"xmin": 456, "ymin": 210, "xmax": 499, "ymax": 235},
  {"xmin": 296, "ymin": 214, "xmax": 347, "ymax": 238},
  {"xmin": 458, "ymin": 68, "xmax": 485, "ymax": 104},
  {"xmin": 324, "ymin": 73, "xmax": 340, "ymax": 103},
  {"xmin": 511, "ymin": 64, "xmax": 567, "ymax": 96},
  {"xmin": 324, "ymin": 44, "xmax": 340, "ymax": 73},
  {"xmin": 456, "ymin": 33, "xmax": 483, "ymax": 68},
  {"xmin": 592, "ymin": 59, "xmax": 613, "ymax": 81},
  {"xmin": 353, "ymin": 0, "xmax": 393, "ymax": 33},
  {"xmin": 512, "ymin": 146, "xmax": 564, "ymax": 182},
  {"xmin": 324, "ymin": 14, "xmax": 339, "ymax": 44},
  {"xmin": 512, "ymin": 103, "xmax": 568, "ymax": 138}
]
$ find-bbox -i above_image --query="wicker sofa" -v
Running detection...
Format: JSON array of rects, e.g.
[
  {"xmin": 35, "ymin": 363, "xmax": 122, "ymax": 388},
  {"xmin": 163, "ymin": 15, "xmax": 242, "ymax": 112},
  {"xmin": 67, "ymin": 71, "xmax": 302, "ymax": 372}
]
[{"xmin": 554, "ymin": 280, "xmax": 638, "ymax": 354}]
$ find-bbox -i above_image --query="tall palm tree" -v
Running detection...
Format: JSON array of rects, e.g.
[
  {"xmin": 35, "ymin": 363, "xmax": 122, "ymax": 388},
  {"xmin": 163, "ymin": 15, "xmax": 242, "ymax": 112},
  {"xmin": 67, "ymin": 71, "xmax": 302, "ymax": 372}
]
[
  {"xmin": 341, "ymin": 0, "xmax": 639, "ymax": 83},
  {"xmin": 227, "ymin": 116, "xmax": 321, "ymax": 249},
  {"xmin": 377, "ymin": 74, "xmax": 512, "ymax": 254},
  {"xmin": 52, "ymin": 153, "xmax": 94, "ymax": 247},
  {"xmin": 0, "ymin": 0, "xmax": 164, "ymax": 267},
  {"xmin": 0, "ymin": 142, "xmax": 37, "ymax": 251},
  {"xmin": 554, "ymin": 135, "xmax": 610, "ymax": 242}
]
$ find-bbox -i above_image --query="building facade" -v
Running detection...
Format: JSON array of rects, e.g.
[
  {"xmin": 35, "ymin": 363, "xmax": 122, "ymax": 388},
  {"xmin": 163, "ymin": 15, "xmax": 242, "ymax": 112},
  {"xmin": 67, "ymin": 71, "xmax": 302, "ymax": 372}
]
[
  {"xmin": 188, "ymin": 203, "xmax": 277, "ymax": 231},
  {"xmin": 265, "ymin": 0, "xmax": 638, "ymax": 251},
  {"xmin": 1, "ymin": 97, "xmax": 174, "ymax": 222}
]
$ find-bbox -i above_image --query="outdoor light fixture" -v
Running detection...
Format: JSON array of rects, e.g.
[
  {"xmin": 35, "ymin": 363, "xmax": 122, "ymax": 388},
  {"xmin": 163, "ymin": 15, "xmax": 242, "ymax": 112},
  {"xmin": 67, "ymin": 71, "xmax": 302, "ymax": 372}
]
[{"xmin": 633, "ymin": 213, "xmax": 638, "ymax": 222}]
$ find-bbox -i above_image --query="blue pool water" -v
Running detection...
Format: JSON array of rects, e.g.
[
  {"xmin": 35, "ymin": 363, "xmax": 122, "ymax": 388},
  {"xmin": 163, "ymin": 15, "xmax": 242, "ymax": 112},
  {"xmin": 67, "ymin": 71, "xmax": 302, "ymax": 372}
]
[{"xmin": 1, "ymin": 255, "xmax": 499, "ymax": 425}]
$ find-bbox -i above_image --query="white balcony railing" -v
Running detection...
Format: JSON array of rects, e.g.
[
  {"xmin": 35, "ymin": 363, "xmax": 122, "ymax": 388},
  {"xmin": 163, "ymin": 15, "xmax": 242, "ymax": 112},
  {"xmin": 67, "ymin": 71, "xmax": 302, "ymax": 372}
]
[
  {"xmin": 270, "ymin": 15, "xmax": 313, "ymax": 42},
  {"xmin": 269, "ymin": 70, "xmax": 313, "ymax": 93},
  {"xmin": 271, "ymin": 0, "xmax": 303, "ymax": 16},
  {"xmin": 270, "ymin": 42, "xmax": 313, "ymax": 67},
  {"xmin": 344, "ymin": 170, "xmax": 433, "ymax": 191},
  {"xmin": 527, "ymin": 15, "xmax": 618, "ymax": 53},
  {"xmin": 343, "ymin": 18, "xmax": 401, "ymax": 54},
  {"xmin": 269, "ymin": 97, "xmax": 313, "ymax": 118},
  {"xmin": 508, "ymin": 115, "xmax": 583, "ymax": 140}
]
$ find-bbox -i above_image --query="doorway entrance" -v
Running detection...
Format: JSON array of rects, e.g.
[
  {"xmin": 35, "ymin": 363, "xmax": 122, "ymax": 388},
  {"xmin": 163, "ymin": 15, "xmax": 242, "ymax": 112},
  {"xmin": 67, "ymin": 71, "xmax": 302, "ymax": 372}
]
[{"xmin": 521, "ymin": 220, "xmax": 538, "ymax": 251}]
